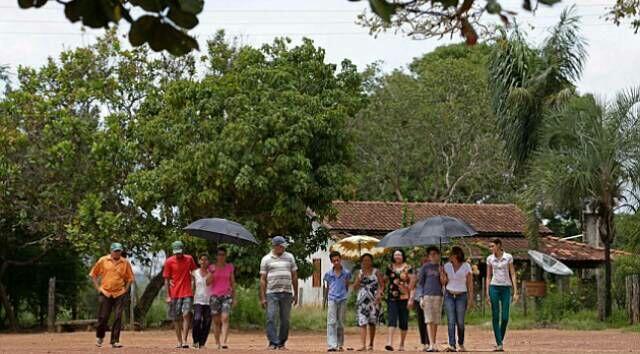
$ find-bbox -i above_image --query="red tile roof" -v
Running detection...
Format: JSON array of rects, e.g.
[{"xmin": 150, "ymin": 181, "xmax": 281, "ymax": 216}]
[
  {"xmin": 323, "ymin": 201, "xmax": 630, "ymax": 265},
  {"xmin": 325, "ymin": 200, "xmax": 552, "ymax": 236},
  {"xmin": 459, "ymin": 236, "xmax": 628, "ymax": 262}
]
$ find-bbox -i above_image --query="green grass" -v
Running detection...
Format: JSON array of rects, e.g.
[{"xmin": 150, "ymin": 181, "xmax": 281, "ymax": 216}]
[
  {"xmin": 142, "ymin": 286, "xmax": 640, "ymax": 333},
  {"xmin": 464, "ymin": 307, "xmax": 639, "ymax": 332}
]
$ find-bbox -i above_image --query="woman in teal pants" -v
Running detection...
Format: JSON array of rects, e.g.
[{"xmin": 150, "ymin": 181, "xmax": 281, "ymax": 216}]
[{"xmin": 485, "ymin": 239, "xmax": 519, "ymax": 352}]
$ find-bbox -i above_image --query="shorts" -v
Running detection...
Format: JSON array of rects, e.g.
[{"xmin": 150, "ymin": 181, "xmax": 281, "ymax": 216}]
[
  {"xmin": 387, "ymin": 299, "xmax": 409, "ymax": 330},
  {"xmin": 421, "ymin": 295, "xmax": 443, "ymax": 324},
  {"xmin": 210, "ymin": 295, "xmax": 233, "ymax": 315},
  {"xmin": 168, "ymin": 297, "xmax": 193, "ymax": 321}
]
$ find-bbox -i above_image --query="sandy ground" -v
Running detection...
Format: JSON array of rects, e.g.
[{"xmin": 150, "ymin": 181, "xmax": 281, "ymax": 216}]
[{"xmin": 0, "ymin": 327, "xmax": 639, "ymax": 353}]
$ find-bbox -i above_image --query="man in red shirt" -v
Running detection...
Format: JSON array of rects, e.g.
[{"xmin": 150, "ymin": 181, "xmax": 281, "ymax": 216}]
[{"xmin": 164, "ymin": 240, "xmax": 197, "ymax": 348}]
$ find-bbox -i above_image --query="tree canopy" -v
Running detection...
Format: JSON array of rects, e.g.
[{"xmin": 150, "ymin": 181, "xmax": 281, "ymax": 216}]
[
  {"xmin": 0, "ymin": 31, "xmax": 364, "ymax": 328},
  {"xmin": 350, "ymin": 43, "xmax": 516, "ymax": 203}
]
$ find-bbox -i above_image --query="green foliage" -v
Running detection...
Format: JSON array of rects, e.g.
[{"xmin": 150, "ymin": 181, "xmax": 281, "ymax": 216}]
[
  {"xmin": 18, "ymin": 0, "xmax": 202, "ymax": 55},
  {"xmin": 356, "ymin": 0, "xmax": 563, "ymax": 46},
  {"xmin": 615, "ymin": 213, "xmax": 640, "ymax": 253},
  {"xmin": 351, "ymin": 43, "xmax": 516, "ymax": 203},
  {"xmin": 609, "ymin": 0, "xmax": 640, "ymax": 33},
  {"xmin": 121, "ymin": 34, "xmax": 363, "ymax": 279},
  {"xmin": 488, "ymin": 6, "xmax": 586, "ymax": 171}
]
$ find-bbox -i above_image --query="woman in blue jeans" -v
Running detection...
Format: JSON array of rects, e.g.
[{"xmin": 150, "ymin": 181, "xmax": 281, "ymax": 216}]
[
  {"xmin": 485, "ymin": 239, "xmax": 519, "ymax": 352},
  {"xmin": 442, "ymin": 246, "xmax": 474, "ymax": 352}
]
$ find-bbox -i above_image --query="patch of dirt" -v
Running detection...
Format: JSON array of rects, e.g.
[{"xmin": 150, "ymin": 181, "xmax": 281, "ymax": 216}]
[{"xmin": 0, "ymin": 326, "xmax": 638, "ymax": 353}]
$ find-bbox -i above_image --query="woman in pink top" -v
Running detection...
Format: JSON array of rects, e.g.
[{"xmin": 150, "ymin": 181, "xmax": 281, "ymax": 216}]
[{"xmin": 207, "ymin": 247, "xmax": 235, "ymax": 349}]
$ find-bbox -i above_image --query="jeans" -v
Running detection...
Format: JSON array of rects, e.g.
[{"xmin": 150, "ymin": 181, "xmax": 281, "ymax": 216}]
[
  {"xmin": 489, "ymin": 285, "xmax": 511, "ymax": 346},
  {"xmin": 327, "ymin": 299, "xmax": 347, "ymax": 349},
  {"xmin": 96, "ymin": 293, "xmax": 126, "ymax": 344},
  {"xmin": 266, "ymin": 292, "xmax": 293, "ymax": 347},
  {"xmin": 192, "ymin": 304, "xmax": 212, "ymax": 346},
  {"xmin": 444, "ymin": 292, "xmax": 467, "ymax": 347},
  {"xmin": 414, "ymin": 299, "xmax": 429, "ymax": 345},
  {"xmin": 387, "ymin": 299, "xmax": 409, "ymax": 330}
]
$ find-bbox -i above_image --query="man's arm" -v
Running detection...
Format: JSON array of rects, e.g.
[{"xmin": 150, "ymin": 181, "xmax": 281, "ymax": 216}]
[
  {"xmin": 91, "ymin": 275, "xmax": 101, "ymax": 293},
  {"xmin": 292, "ymin": 270, "xmax": 299, "ymax": 306},
  {"xmin": 259, "ymin": 273, "xmax": 267, "ymax": 309},
  {"xmin": 164, "ymin": 278, "xmax": 172, "ymax": 303}
]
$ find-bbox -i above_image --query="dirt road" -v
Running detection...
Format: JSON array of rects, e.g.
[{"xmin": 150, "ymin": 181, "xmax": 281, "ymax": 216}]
[{"xmin": 0, "ymin": 327, "xmax": 638, "ymax": 353}]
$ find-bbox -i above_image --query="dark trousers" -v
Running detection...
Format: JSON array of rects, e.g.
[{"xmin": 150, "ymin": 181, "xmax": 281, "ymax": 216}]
[
  {"xmin": 192, "ymin": 304, "xmax": 212, "ymax": 346},
  {"xmin": 414, "ymin": 299, "xmax": 429, "ymax": 345},
  {"xmin": 96, "ymin": 293, "xmax": 126, "ymax": 344}
]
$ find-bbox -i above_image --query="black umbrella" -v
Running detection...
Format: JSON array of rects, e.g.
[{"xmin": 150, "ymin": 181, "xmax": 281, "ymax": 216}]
[
  {"xmin": 378, "ymin": 216, "xmax": 477, "ymax": 248},
  {"xmin": 183, "ymin": 218, "xmax": 258, "ymax": 246}
]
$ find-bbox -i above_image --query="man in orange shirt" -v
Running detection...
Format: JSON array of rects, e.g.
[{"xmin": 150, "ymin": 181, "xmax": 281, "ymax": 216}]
[{"xmin": 90, "ymin": 242, "xmax": 134, "ymax": 348}]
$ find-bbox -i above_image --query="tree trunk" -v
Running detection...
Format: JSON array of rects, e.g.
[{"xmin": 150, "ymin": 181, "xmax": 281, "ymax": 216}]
[
  {"xmin": 133, "ymin": 270, "xmax": 165, "ymax": 329},
  {"xmin": 604, "ymin": 240, "xmax": 612, "ymax": 319},
  {"xmin": 0, "ymin": 281, "xmax": 18, "ymax": 331},
  {"xmin": 0, "ymin": 261, "xmax": 18, "ymax": 331}
]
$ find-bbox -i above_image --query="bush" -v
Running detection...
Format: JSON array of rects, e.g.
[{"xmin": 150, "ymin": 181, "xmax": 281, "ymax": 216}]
[
  {"xmin": 613, "ymin": 255, "xmax": 640, "ymax": 308},
  {"xmin": 230, "ymin": 283, "xmax": 265, "ymax": 329}
]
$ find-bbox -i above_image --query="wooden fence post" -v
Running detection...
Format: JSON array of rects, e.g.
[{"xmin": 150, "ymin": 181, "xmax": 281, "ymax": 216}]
[
  {"xmin": 47, "ymin": 277, "xmax": 56, "ymax": 332},
  {"xmin": 522, "ymin": 280, "xmax": 527, "ymax": 317},
  {"xmin": 481, "ymin": 280, "xmax": 485, "ymax": 317},
  {"xmin": 626, "ymin": 274, "xmax": 640, "ymax": 325},
  {"xmin": 130, "ymin": 282, "xmax": 136, "ymax": 330}
]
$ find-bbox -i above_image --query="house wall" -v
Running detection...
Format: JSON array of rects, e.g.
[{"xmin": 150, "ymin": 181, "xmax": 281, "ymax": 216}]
[{"xmin": 298, "ymin": 222, "xmax": 354, "ymax": 306}]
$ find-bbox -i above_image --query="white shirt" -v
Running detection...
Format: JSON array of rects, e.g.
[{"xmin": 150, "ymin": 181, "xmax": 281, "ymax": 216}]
[
  {"xmin": 444, "ymin": 262, "xmax": 472, "ymax": 293},
  {"xmin": 192, "ymin": 269, "xmax": 211, "ymax": 305},
  {"xmin": 487, "ymin": 252, "xmax": 513, "ymax": 286}
]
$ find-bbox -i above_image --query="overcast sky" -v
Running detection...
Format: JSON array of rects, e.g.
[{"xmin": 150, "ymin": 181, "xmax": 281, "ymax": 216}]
[{"xmin": 1, "ymin": 0, "xmax": 639, "ymax": 98}]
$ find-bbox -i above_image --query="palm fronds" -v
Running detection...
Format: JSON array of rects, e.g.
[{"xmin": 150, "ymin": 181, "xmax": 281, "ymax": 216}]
[{"xmin": 488, "ymin": 7, "xmax": 586, "ymax": 171}]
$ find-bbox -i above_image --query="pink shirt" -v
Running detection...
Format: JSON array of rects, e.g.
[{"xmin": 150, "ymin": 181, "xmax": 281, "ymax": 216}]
[{"xmin": 208, "ymin": 263, "xmax": 234, "ymax": 296}]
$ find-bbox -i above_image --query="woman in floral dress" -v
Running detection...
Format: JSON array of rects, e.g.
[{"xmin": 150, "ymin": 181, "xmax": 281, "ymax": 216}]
[{"xmin": 354, "ymin": 253, "xmax": 384, "ymax": 351}]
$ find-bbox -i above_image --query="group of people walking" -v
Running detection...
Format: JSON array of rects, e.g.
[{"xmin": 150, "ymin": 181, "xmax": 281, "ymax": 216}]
[
  {"xmin": 324, "ymin": 238, "xmax": 518, "ymax": 352},
  {"xmin": 89, "ymin": 237, "xmax": 518, "ymax": 352}
]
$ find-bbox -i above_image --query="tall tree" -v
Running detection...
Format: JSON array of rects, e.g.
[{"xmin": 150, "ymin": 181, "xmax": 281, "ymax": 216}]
[
  {"xmin": 123, "ymin": 35, "xmax": 363, "ymax": 280},
  {"xmin": 351, "ymin": 44, "xmax": 516, "ymax": 203},
  {"xmin": 487, "ymin": 6, "xmax": 587, "ymax": 172},
  {"xmin": 525, "ymin": 90, "xmax": 640, "ymax": 319}
]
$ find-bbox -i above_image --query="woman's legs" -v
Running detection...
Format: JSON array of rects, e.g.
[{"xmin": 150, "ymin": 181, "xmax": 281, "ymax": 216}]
[
  {"xmin": 398, "ymin": 300, "xmax": 408, "ymax": 349},
  {"xmin": 359, "ymin": 326, "xmax": 367, "ymax": 349},
  {"xmin": 386, "ymin": 301, "xmax": 398, "ymax": 348},
  {"xmin": 444, "ymin": 293, "xmax": 457, "ymax": 348},
  {"xmin": 192, "ymin": 304, "xmax": 203, "ymax": 346},
  {"xmin": 490, "ymin": 286, "xmax": 511, "ymax": 347},
  {"xmin": 415, "ymin": 299, "xmax": 428, "ymax": 347},
  {"xmin": 212, "ymin": 313, "xmax": 222, "ymax": 347},
  {"xmin": 499, "ymin": 287, "xmax": 511, "ymax": 345},
  {"xmin": 221, "ymin": 312, "xmax": 230, "ymax": 346},
  {"xmin": 455, "ymin": 294, "xmax": 467, "ymax": 347},
  {"xmin": 368, "ymin": 324, "xmax": 376, "ymax": 348}
]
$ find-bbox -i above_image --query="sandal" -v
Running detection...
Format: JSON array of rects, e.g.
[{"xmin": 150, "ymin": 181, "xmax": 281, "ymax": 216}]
[
  {"xmin": 385, "ymin": 345, "xmax": 394, "ymax": 351},
  {"xmin": 356, "ymin": 347, "xmax": 367, "ymax": 352}
]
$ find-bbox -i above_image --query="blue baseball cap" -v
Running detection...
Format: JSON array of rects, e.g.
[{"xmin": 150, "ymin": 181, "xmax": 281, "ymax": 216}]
[{"xmin": 271, "ymin": 236, "xmax": 289, "ymax": 247}]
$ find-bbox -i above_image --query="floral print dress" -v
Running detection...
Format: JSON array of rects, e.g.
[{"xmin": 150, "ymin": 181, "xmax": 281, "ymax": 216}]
[
  {"xmin": 386, "ymin": 263, "xmax": 413, "ymax": 301},
  {"xmin": 356, "ymin": 268, "xmax": 380, "ymax": 326}
]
